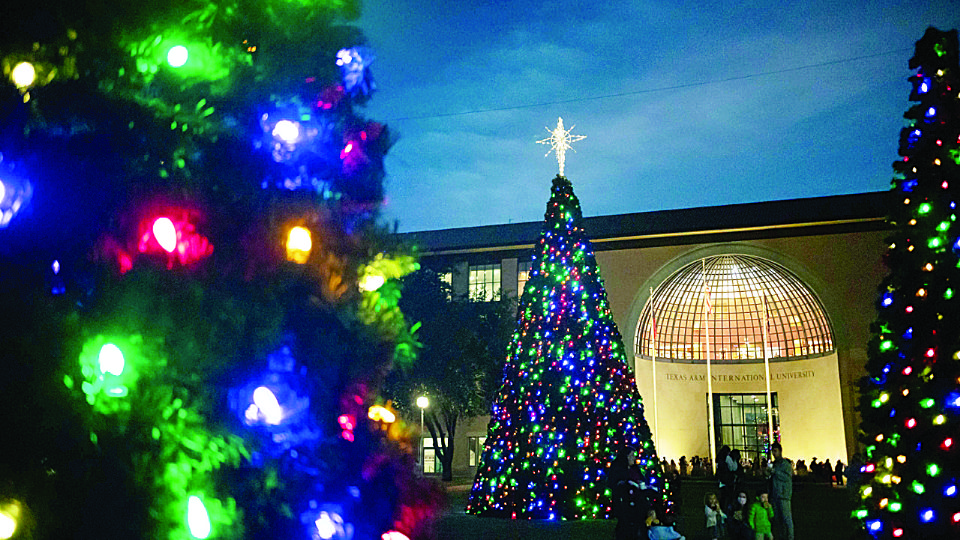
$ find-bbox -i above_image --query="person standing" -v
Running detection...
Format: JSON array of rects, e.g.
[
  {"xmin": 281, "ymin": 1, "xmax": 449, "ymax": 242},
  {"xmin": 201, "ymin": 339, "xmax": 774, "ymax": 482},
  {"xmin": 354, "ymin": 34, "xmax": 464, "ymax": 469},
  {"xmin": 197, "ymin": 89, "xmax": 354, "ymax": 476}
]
[
  {"xmin": 610, "ymin": 448, "xmax": 648, "ymax": 540},
  {"xmin": 747, "ymin": 489, "xmax": 775, "ymax": 540},
  {"xmin": 768, "ymin": 442, "xmax": 794, "ymax": 540},
  {"xmin": 717, "ymin": 445, "xmax": 734, "ymax": 513}
]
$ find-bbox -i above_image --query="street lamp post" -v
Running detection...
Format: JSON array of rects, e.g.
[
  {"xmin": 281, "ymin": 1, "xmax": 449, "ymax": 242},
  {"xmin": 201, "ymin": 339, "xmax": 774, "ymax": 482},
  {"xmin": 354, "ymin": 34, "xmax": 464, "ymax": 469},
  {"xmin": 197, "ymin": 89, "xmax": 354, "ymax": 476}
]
[{"xmin": 416, "ymin": 396, "xmax": 429, "ymax": 472}]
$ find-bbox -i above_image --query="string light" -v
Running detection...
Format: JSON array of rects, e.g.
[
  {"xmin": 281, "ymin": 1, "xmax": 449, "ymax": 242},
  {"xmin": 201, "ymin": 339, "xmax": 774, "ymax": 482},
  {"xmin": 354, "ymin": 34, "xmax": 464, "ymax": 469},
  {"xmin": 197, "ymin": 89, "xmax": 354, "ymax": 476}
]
[
  {"xmin": 467, "ymin": 174, "xmax": 669, "ymax": 520},
  {"xmin": 285, "ymin": 226, "xmax": 312, "ymax": 264},
  {"xmin": 10, "ymin": 62, "xmax": 36, "ymax": 89},
  {"xmin": 167, "ymin": 45, "xmax": 189, "ymax": 68},
  {"xmin": 187, "ymin": 496, "xmax": 211, "ymax": 539}
]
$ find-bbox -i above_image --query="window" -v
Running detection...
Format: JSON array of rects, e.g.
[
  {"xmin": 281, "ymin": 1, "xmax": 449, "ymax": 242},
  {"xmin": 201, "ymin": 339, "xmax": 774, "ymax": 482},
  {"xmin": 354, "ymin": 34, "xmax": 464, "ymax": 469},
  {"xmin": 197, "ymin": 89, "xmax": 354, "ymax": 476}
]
[
  {"xmin": 517, "ymin": 261, "xmax": 532, "ymax": 297},
  {"xmin": 468, "ymin": 436, "xmax": 487, "ymax": 467},
  {"xmin": 421, "ymin": 437, "xmax": 445, "ymax": 474},
  {"xmin": 710, "ymin": 393, "xmax": 780, "ymax": 464},
  {"xmin": 469, "ymin": 263, "xmax": 500, "ymax": 302}
]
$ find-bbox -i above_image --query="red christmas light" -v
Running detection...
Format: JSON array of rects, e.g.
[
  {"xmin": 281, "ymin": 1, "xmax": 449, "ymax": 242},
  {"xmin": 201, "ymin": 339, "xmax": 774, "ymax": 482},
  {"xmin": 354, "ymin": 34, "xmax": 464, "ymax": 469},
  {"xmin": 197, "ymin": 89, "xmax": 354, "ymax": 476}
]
[{"xmin": 137, "ymin": 209, "xmax": 213, "ymax": 267}]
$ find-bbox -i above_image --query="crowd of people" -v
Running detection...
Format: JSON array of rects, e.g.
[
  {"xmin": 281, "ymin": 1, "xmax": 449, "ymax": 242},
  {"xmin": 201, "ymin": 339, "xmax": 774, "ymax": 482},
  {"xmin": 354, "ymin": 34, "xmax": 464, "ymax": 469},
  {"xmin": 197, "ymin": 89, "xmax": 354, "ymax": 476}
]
[
  {"xmin": 656, "ymin": 452, "xmax": 857, "ymax": 485},
  {"xmin": 611, "ymin": 443, "xmax": 863, "ymax": 539}
]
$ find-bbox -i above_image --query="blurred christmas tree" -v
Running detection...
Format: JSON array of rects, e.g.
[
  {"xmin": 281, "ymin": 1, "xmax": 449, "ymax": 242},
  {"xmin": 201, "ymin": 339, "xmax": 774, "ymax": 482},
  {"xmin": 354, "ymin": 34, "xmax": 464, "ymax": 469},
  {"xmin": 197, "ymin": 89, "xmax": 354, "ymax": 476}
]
[
  {"xmin": 856, "ymin": 27, "xmax": 960, "ymax": 540},
  {"xmin": 466, "ymin": 120, "xmax": 673, "ymax": 520},
  {"xmin": 0, "ymin": 1, "xmax": 443, "ymax": 539}
]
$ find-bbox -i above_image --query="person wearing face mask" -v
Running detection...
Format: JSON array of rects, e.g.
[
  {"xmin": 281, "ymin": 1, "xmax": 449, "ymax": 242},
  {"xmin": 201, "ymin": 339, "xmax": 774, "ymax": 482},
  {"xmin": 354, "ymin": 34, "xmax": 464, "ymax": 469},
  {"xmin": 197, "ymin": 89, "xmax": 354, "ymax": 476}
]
[{"xmin": 727, "ymin": 491, "xmax": 754, "ymax": 540}]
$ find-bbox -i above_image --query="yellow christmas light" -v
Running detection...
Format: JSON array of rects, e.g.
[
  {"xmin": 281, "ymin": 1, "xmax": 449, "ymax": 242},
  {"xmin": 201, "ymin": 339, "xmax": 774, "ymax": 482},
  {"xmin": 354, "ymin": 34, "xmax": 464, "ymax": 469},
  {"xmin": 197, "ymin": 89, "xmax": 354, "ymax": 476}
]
[
  {"xmin": 897, "ymin": 455, "xmax": 906, "ymax": 463},
  {"xmin": 10, "ymin": 61, "xmax": 36, "ymax": 89},
  {"xmin": 285, "ymin": 226, "xmax": 312, "ymax": 264},
  {"xmin": 368, "ymin": 405, "xmax": 396, "ymax": 423}
]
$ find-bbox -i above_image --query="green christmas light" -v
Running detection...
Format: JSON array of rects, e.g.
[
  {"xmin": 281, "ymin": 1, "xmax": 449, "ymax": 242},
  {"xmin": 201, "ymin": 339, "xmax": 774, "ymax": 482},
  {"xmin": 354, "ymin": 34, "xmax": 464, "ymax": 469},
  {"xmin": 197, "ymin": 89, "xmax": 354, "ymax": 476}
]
[
  {"xmin": 920, "ymin": 398, "xmax": 935, "ymax": 408},
  {"xmin": 912, "ymin": 481, "xmax": 925, "ymax": 495},
  {"xmin": 927, "ymin": 463, "xmax": 940, "ymax": 477},
  {"xmin": 889, "ymin": 501, "xmax": 902, "ymax": 512},
  {"xmin": 919, "ymin": 202, "xmax": 932, "ymax": 214},
  {"xmin": 98, "ymin": 343, "xmax": 125, "ymax": 376},
  {"xmin": 187, "ymin": 496, "xmax": 211, "ymax": 539},
  {"xmin": 167, "ymin": 45, "xmax": 189, "ymax": 68}
]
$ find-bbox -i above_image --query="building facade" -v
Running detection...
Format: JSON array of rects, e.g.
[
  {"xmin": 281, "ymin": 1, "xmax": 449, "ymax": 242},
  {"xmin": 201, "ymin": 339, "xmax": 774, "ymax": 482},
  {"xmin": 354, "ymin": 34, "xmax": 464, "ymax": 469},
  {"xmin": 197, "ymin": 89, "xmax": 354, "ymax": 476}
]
[{"xmin": 399, "ymin": 191, "xmax": 889, "ymax": 478}]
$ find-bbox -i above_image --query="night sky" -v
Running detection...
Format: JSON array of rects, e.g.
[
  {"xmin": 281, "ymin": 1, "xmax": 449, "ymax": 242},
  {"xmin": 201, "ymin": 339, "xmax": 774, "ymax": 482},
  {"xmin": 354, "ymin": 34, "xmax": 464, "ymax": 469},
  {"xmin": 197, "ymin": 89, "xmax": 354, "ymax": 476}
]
[{"xmin": 357, "ymin": 1, "xmax": 960, "ymax": 232}]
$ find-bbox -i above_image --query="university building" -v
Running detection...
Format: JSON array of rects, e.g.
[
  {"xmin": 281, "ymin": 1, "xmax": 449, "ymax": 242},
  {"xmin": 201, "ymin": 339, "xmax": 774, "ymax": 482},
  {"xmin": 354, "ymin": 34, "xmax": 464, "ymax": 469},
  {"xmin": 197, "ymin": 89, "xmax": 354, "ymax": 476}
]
[{"xmin": 399, "ymin": 191, "xmax": 889, "ymax": 477}]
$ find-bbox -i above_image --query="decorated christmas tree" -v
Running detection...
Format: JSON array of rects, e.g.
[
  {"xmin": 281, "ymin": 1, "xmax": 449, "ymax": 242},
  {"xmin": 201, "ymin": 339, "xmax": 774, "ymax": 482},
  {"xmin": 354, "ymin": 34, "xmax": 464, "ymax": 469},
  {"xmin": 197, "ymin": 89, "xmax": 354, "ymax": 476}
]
[
  {"xmin": 0, "ymin": 1, "xmax": 442, "ymax": 539},
  {"xmin": 466, "ymin": 119, "xmax": 672, "ymax": 520},
  {"xmin": 856, "ymin": 27, "xmax": 960, "ymax": 540}
]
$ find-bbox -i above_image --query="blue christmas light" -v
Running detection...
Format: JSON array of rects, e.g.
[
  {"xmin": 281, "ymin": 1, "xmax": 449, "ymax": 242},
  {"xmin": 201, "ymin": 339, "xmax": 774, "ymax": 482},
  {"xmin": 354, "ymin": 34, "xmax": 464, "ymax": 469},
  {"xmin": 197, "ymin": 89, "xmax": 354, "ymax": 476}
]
[
  {"xmin": 919, "ymin": 78, "xmax": 930, "ymax": 93},
  {"xmin": 882, "ymin": 293, "xmax": 894, "ymax": 307},
  {"xmin": 229, "ymin": 346, "xmax": 317, "ymax": 451},
  {"xmin": 908, "ymin": 129, "xmax": 922, "ymax": 145},
  {"xmin": 920, "ymin": 508, "xmax": 935, "ymax": 523},
  {"xmin": 946, "ymin": 392, "xmax": 960, "ymax": 409},
  {"xmin": 926, "ymin": 107, "xmax": 937, "ymax": 117},
  {"xmin": 0, "ymin": 159, "xmax": 32, "ymax": 229},
  {"xmin": 336, "ymin": 47, "xmax": 376, "ymax": 97}
]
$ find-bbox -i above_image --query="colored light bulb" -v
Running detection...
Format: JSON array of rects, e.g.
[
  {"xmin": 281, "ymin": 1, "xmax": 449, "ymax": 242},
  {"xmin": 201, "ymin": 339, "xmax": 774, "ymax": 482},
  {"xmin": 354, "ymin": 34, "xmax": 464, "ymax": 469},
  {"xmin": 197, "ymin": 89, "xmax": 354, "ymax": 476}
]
[
  {"xmin": 285, "ymin": 226, "xmax": 312, "ymax": 264},
  {"xmin": 153, "ymin": 217, "xmax": 178, "ymax": 253},
  {"xmin": 167, "ymin": 46, "xmax": 189, "ymax": 68},
  {"xmin": 98, "ymin": 343, "xmax": 125, "ymax": 376},
  {"xmin": 272, "ymin": 119, "xmax": 301, "ymax": 144},
  {"xmin": 10, "ymin": 62, "xmax": 36, "ymax": 89},
  {"xmin": 358, "ymin": 274, "xmax": 385, "ymax": 292},
  {"xmin": 187, "ymin": 496, "xmax": 211, "ymax": 539},
  {"xmin": 252, "ymin": 386, "xmax": 282, "ymax": 425},
  {"xmin": 0, "ymin": 508, "xmax": 17, "ymax": 540},
  {"xmin": 314, "ymin": 511, "xmax": 338, "ymax": 539}
]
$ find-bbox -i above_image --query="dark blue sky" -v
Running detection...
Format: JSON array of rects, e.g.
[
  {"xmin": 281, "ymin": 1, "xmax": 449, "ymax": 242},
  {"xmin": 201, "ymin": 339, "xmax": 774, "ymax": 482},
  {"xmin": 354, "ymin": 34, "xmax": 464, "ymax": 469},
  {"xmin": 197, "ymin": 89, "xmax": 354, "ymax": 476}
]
[{"xmin": 358, "ymin": 1, "xmax": 960, "ymax": 232}]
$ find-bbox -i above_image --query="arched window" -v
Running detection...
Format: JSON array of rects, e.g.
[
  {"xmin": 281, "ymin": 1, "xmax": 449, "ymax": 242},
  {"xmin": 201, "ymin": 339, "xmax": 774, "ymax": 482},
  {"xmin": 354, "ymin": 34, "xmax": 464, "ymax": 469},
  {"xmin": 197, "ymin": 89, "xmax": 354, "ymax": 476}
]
[{"xmin": 636, "ymin": 255, "xmax": 834, "ymax": 363}]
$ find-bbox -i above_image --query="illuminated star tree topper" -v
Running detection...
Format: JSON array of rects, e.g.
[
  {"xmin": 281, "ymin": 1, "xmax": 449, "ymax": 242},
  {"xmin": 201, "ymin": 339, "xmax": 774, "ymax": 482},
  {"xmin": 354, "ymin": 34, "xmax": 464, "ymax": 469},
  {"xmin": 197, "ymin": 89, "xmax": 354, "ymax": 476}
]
[{"xmin": 537, "ymin": 117, "xmax": 586, "ymax": 177}]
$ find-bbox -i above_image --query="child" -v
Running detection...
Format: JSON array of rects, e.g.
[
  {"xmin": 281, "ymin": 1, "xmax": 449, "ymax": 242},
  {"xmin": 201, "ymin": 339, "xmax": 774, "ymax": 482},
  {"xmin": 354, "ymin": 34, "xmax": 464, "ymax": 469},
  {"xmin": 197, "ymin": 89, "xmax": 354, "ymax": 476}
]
[
  {"xmin": 747, "ymin": 488, "xmax": 775, "ymax": 540},
  {"xmin": 646, "ymin": 509, "xmax": 685, "ymax": 540},
  {"xmin": 727, "ymin": 491, "xmax": 754, "ymax": 540},
  {"xmin": 704, "ymin": 492, "xmax": 726, "ymax": 540}
]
